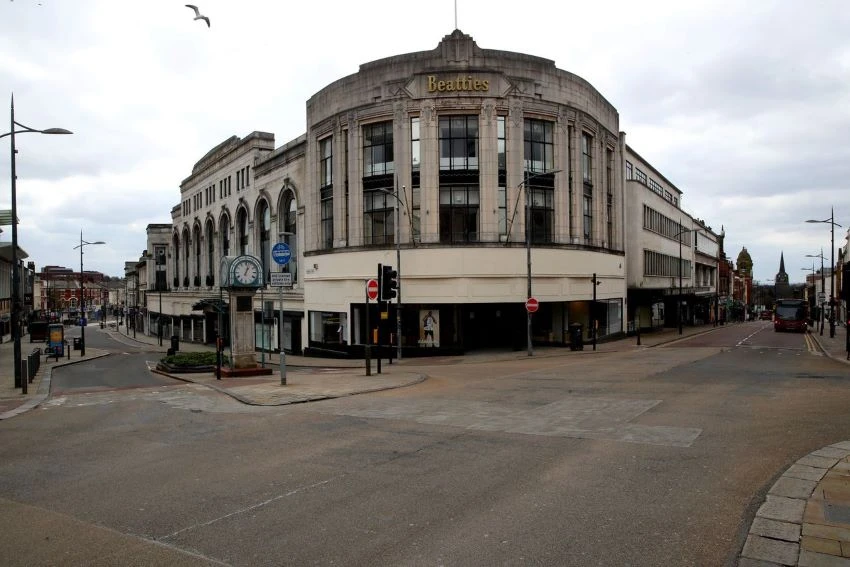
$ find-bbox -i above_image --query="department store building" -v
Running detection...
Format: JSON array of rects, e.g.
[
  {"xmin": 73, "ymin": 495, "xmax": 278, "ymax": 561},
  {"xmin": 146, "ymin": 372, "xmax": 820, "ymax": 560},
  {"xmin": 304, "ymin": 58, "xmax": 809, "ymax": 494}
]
[{"xmin": 131, "ymin": 30, "xmax": 719, "ymax": 355}]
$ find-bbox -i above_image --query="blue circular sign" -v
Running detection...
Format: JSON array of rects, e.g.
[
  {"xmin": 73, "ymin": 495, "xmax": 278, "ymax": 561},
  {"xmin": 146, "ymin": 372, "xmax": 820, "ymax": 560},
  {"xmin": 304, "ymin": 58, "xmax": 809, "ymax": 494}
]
[{"xmin": 272, "ymin": 242, "xmax": 291, "ymax": 265}]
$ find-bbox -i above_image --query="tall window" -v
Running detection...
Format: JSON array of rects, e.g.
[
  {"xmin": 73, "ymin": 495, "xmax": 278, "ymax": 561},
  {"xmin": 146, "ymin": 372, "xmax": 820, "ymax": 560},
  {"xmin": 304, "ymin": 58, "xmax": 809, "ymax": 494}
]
[
  {"xmin": 220, "ymin": 214, "xmax": 230, "ymax": 258},
  {"xmin": 497, "ymin": 116, "xmax": 507, "ymax": 240},
  {"xmin": 155, "ymin": 245, "xmax": 167, "ymax": 292},
  {"xmin": 237, "ymin": 208, "xmax": 248, "ymax": 255},
  {"xmin": 319, "ymin": 137, "xmax": 333, "ymax": 249},
  {"xmin": 281, "ymin": 191, "xmax": 298, "ymax": 284},
  {"xmin": 258, "ymin": 200, "xmax": 270, "ymax": 282},
  {"xmin": 582, "ymin": 133, "xmax": 593, "ymax": 184},
  {"xmin": 439, "ymin": 185, "xmax": 479, "ymax": 243},
  {"xmin": 583, "ymin": 186, "xmax": 593, "ymax": 241},
  {"xmin": 524, "ymin": 119, "xmax": 555, "ymax": 243},
  {"xmin": 182, "ymin": 228, "xmax": 190, "ymax": 286},
  {"xmin": 606, "ymin": 149, "xmax": 614, "ymax": 247},
  {"xmin": 438, "ymin": 116, "xmax": 479, "ymax": 243},
  {"xmin": 411, "ymin": 117, "xmax": 421, "ymax": 242},
  {"xmin": 363, "ymin": 121, "xmax": 395, "ymax": 245},
  {"xmin": 172, "ymin": 234, "xmax": 180, "ymax": 287},
  {"xmin": 193, "ymin": 224, "xmax": 201, "ymax": 286},
  {"xmin": 205, "ymin": 220, "xmax": 215, "ymax": 285}
]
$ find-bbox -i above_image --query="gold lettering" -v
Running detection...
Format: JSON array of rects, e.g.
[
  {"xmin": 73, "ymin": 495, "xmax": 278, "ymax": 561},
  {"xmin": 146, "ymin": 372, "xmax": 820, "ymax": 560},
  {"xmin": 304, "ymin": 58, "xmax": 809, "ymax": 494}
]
[{"xmin": 424, "ymin": 75, "xmax": 490, "ymax": 93}]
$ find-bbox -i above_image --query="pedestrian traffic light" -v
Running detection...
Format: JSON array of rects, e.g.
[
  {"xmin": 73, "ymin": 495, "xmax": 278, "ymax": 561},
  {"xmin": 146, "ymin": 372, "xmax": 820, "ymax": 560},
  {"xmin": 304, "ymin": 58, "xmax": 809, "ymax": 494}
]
[{"xmin": 380, "ymin": 264, "xmax": 398, "ymax": 301}]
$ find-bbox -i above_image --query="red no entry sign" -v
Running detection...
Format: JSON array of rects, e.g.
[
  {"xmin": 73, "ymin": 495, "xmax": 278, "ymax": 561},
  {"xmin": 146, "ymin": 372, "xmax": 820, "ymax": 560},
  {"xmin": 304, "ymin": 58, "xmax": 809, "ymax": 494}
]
[
  {"xmin": 366, "ymin": 279, "xmax": 379, "ymax": 301},
  {"xmin": 526, "ymin": 297, "xmax": 539, "ymax": 313}
]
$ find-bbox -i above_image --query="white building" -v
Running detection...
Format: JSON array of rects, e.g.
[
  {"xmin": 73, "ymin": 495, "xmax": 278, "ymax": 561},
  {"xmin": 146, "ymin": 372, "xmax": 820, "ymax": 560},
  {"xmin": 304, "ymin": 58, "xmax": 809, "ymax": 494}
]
[{"xmin": 132, "ymin": 30, "xmax": 718, "ymax": 355}]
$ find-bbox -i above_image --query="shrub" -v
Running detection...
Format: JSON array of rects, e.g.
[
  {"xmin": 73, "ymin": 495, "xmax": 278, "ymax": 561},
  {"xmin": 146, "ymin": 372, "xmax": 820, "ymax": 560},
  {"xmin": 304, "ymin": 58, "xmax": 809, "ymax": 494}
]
[{"xmin": 162, "ymin": 351, "xmax": 228, "ymax": 367}]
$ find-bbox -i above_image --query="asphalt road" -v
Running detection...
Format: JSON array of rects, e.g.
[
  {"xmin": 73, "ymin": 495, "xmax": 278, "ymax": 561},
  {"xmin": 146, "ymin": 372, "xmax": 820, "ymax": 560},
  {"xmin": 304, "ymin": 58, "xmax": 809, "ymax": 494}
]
[{"xmin": 2, "ymin": 322, "xmax": 849, "ymax": 566}]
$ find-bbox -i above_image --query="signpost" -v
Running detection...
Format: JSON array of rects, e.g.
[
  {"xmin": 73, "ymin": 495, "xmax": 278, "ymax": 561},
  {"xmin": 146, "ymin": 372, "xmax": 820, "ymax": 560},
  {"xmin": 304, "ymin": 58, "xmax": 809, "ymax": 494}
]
[
  {"xmin": 525, "ymin": 297, "xmax": 539, "ymax": 313},
  {"xmin": 271, "ymin": 242, "xmax": 292, "ymax": 385},
  {"xmin": 365, "ymin": 279, "xmax": 378, "ymax": 376},
  {"xmin": 366, "ymin": 278, "xmax": 379, "ymax": 301}
]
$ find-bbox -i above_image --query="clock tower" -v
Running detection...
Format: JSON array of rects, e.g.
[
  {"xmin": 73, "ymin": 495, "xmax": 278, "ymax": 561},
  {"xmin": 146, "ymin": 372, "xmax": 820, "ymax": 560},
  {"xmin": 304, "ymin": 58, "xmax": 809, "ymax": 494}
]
[{"xmin": 219, "ymin": 255, "xmax": 272, "ymax": 376}]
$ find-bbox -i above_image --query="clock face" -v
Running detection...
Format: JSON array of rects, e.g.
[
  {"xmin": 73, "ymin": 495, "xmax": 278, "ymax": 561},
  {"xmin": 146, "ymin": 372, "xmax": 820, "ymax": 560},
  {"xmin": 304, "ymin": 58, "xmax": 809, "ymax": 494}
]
[{"xmin": 233, "ymin": 259, "xmax": 259, "ymax": 286}]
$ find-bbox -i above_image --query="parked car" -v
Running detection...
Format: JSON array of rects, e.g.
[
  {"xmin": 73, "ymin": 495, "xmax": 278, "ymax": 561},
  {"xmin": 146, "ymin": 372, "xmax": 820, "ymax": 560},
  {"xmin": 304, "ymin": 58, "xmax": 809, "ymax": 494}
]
[{"xmin": 759, "ymin": 310, "xmax": 773, "ymax": 320}]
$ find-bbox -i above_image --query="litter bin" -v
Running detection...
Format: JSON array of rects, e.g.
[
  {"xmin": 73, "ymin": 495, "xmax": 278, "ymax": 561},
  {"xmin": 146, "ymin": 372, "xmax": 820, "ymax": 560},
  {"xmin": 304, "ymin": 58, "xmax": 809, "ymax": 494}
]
[
  {"xmin": 569, "ymin": 323, "xmax": 584, "ymax": 351},
  {"xmin": 72, "ymin": 337, "xmax": 82, "ymax": 351},
  {"xmin": 170, "ymin": 335, "xmax": 179, "ymax": 352}
]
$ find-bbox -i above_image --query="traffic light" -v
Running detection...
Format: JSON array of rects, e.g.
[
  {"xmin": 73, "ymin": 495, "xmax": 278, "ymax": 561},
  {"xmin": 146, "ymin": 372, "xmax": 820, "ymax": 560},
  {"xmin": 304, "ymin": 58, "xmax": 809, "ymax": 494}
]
[{"xmin": 380, "ymin": 264, "xmax": 398, "ymax": 301}]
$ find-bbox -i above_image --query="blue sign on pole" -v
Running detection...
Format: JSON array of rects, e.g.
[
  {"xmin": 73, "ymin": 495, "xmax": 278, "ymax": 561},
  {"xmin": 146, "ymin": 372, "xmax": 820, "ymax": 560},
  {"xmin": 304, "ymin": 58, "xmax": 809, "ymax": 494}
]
[{"xmin": 272, "ymin": 242, "xmax": 291, "ymax": 266}]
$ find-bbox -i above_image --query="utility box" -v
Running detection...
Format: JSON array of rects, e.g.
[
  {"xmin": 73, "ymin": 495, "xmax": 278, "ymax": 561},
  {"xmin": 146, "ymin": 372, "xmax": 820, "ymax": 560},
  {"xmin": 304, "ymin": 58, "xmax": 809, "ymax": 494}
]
[
  {"xmin": 170, "ymin": 335, "xmax": 179, "ymax": 352},
  {"xmin": 569, "ymin": 323, "xmax": 584, "ymax": 351}
]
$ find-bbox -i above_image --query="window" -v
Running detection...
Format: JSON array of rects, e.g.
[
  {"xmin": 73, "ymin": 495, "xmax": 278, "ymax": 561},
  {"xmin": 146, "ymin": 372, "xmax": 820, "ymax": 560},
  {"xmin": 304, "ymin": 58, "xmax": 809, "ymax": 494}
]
[
  {"xmin": 319, "ymin": 137, "xmax": 333, "ymax": 249},
  {"xmin": 220, "ymin": 214, "xmax": 230, "ymax": 258},
  {"xmin": 182, "ymin": 228, "xmax": 190, "ymax": 286},
  {"xmin": 606, "ymin": 149, "xmax": 614, "ymax": 247},
  {"xmin": 642, "ymin": 205, "xmax": 692, "ymax": 245},
  {"xmin": 281, "ymin": 192, "xmax": 298, "ymax": 284},
  {"xmin": 524, "ymin": 119, "xmax": 556, "ymax": 243},
  {"xmin": 258, "ymin": 200, "xmax": 270, "ymax": 282},
  {"xmin": 362, "ymin": 121, "xmax": 395, "ymax": 245},
  {"xmin": 237, "ymin": 209, "xmax": 248, "ymax": 255},
  {"xmin": 363, "ymin": 121, "xmax": 394, "ymax": 177},
  {"xmin": 625, "ymin": 160, "xmax": 633, "ymax": 180},
  {"xmin": 172, "ymin": 234, "xmax": 180, "ymax": 287},
  {"xmin": 582, "ymin": 133, "xmax": 593, "ymax": 184},
  {"xmin": 411, "ymin": 117, "xmax": 421, "ymax": 242},
  {"xmin": 583, "ymin": 186, "xmax": 593, "ymax": 241},
  {"xmin": 363, "ymin": 188, "xmax": 394, "ymax": 245},
  {"xmin": 193, "ymin": 225, "xmax": 201, "ymax": 285},
  {"xmin": 524, "ymin": 119, "xmax": 554, "ymax": 174},
  {"xmin": 498, "ymin": 116, "xmax": 507, "ymax": 240},
  {"xmin": 440, "ymin": 116, "xmax": 478, "ymax": 171},
  {"xmin": 644, "ymin": 250, "xmax": 691, "ymax": 278},
  {"xmin": 155, "ymin": 245, "xmax": 167, "ymax": 292},
  {"xmin": 205, "ymin": 220, "xmax": 215, "ymax": 285},
  {"xmin": 439, "ymin": 185, "xmax": 479, "ymax": 243}
]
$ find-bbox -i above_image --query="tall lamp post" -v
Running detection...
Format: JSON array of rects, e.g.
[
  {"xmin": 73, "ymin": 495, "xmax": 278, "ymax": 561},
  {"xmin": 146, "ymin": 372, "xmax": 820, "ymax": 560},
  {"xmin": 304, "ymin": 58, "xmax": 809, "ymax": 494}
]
[
  {"xmin": 73, "ymin": 232, "xmax": 105, "ymax": 356},
  {"xmin": 807, "ymin": 209, "xmax": 842, "ymax": 337},
  {"xmin": 515, "ymin": 169, "xmax": 562, "ymax": 356},
  {"xmin": 2, "ymin": 95, "xmax": 72, "ymax": 388},
  {"xmin": 375, "ymin": 185, "xmax": 413, "ymax": 362},
  {"xmin": 805, "ymin": 250, "xmax": 826, "ymax": 335},
  {"xmin": 674, "ymin": 221, "xmax": 703, "ymax": 335}
]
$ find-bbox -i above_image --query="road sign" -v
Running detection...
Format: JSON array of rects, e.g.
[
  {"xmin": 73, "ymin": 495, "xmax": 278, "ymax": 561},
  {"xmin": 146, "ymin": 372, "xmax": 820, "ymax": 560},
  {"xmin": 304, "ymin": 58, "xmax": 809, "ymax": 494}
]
[
  {"xmin": 366, "ymin": 279, "xmax": 379, "ymax": 301},
  {"xmin": 272, "ymin": 242, "xmax": 291, "ymax": 265},
  {"xmin": 818, "ymin": 292, "xmax": 827, "ymax": 304},
  {"xmin": 270, "ymin": 272, "xmax": 292, "ymax": 287},
  {"xmin": 525, "ymin": 297, "xmax": 539, "ymax": 313}
]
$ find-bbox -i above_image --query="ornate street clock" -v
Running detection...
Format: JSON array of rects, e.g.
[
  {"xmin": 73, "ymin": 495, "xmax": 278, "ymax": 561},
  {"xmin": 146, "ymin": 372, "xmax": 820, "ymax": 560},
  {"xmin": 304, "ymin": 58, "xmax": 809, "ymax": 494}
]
[
  {"xmin": 220, "ymin": 255, "xmax": 263, "ymax": 289},
  {"xmin": 218, "ymin": 255, "xmax": 271, "ymax": 375}
]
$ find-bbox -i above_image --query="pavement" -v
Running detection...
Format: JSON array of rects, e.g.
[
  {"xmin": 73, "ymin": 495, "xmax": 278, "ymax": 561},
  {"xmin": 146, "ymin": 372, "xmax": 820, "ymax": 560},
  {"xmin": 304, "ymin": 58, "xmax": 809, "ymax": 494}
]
[{"xmin": 1, "ymin": 320, "xmax": 850, "ymax": 565}]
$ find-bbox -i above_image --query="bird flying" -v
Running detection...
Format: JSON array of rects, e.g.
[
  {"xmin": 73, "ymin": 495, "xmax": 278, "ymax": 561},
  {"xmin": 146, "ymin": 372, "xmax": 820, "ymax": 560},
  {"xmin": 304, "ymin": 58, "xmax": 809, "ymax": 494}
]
[{"xmin": 185, "ymin": 4, "xmax": 210, "ymax": 27}]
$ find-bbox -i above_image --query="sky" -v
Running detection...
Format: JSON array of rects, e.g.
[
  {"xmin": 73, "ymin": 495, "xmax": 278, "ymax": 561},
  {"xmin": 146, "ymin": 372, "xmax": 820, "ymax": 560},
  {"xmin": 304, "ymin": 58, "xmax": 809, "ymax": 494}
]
[{"xmin": 1, "ymin": 0, "xmax": 849, "ymax": 285}]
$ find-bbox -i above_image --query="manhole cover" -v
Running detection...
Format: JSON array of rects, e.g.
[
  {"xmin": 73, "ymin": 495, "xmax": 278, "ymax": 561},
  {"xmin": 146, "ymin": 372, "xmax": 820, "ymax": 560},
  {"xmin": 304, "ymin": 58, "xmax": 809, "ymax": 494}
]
[{"xmin": 824, "ymin": 502, "xmax": 850, "ymax": 524}]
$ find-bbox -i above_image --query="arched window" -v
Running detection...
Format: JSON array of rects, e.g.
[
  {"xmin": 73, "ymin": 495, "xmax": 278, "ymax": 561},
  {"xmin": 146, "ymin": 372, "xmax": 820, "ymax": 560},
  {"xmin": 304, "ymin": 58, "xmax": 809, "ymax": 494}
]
[
  {"xmin": 206, "ymin": 219, "xmax": 215, "ymax": 286},
  {"xmin": 193, "ymin": 224, "xmax": 202, "ymax": 287},
  {"xmin": 280, "ymin": 191, "xmax": 298, "ymax": 284},
  {"xmin": 182, "ymin": 228, "xmax": 190, "ymax": 287},
  {"xmin": 172, "ymin": 233, "xmax": 180, "ymax": 287},
  {"xmin": 258, "ymin": 200, "xmax": 270, "ymax": 282},
  {"xmin": 237, "ymin": 208, "xmax": 248, "ymax": 255},
  {"xmin": 220, "ymin": 214, "xmax": 230, "ymax": 258}
]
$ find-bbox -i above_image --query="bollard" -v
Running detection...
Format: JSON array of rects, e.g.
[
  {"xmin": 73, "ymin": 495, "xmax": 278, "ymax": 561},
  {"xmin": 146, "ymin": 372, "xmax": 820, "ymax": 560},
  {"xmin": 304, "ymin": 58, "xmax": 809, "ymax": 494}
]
[{"xmin": 67, "ymin": 341, "xmax": 71, "ymax": 360}]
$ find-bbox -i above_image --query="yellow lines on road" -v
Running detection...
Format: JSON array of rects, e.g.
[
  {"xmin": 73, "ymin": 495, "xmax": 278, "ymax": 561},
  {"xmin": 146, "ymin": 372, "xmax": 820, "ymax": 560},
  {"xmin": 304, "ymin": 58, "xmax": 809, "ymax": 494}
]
[{"xmin": 804, "ymin": 332, "xmax": 822, "ymax": 354}]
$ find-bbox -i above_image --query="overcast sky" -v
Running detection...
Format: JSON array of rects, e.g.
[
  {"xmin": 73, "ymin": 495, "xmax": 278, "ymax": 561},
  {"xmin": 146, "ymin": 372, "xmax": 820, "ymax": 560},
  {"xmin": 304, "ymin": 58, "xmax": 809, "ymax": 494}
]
[{"xmin": 2, "ymin": 0, "xmax": 849, "ymax": 287}]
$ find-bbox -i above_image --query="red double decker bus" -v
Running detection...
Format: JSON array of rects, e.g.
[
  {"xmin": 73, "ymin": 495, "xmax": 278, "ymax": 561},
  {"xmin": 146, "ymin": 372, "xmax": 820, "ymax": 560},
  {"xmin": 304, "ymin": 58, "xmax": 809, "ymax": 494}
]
[{"xmin": 773, "ymin": 299, "xmax": 808, "ymax": 333}]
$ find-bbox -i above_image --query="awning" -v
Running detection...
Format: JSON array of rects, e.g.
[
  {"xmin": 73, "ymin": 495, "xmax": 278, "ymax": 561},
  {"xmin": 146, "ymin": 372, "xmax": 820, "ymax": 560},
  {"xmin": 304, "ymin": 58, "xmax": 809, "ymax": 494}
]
[{"xmin": 192, "ymin": 298, "xmax": 228, "ymax": 312}]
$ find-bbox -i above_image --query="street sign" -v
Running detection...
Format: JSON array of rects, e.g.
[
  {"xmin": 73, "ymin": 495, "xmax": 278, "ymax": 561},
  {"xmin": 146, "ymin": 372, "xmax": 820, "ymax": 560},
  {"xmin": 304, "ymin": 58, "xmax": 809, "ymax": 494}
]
[
  {"xmin": 271, "ymin": 242, "xmax": 291, "ymax": 266},
  {"xmin": 818, "ymin": 292, "xmax": 827, "ymax": 304},
  {"xmin": 79, "ymin": 317, "xmax": 88, "ymax": 327},
  {"xmin": 270, "ymin": 272, "xmax": 292, "ymax": 287},
  {"xmin": 525, "ymin": 297, "xmax": 539, "ymax": 313},
  {"xmin": 366, "ymin": 279, "xmax": 379, "ymax": 301}
]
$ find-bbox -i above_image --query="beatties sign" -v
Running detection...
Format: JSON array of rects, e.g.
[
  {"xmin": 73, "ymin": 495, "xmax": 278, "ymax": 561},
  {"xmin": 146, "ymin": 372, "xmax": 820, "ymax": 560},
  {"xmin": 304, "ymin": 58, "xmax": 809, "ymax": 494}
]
[{"xmin": 427, "ymin": 75, "xmax": 490, "ymax": 93}]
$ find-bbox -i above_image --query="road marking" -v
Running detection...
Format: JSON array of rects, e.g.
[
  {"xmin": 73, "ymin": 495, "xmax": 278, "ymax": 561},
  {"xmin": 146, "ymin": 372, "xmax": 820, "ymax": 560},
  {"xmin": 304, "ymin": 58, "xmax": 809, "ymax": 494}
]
[
  {"xmin": 323, "ymin": 397, "xmax": 702, "ymax": 447},
  {"xmin": 737, "ymin": 327, "xmax": 766, "ymax": 347}
]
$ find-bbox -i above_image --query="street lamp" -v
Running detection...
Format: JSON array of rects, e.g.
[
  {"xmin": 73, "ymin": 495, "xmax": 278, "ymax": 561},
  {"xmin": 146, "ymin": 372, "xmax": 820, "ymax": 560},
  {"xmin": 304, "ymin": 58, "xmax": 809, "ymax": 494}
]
[
  {"xmin": 806, "ymin": 209, "xmax": 842, "ymax": 337},
  {"xmin": 805, "ymin": 250, "xmax": 826, "ymax": 335},
  {"xmin": 515, "ymin": 169, "xmax": 562, "ymax": 356},
  {"xmin": 674, "ymin": 221, "xmax": 704, "ymax": 335},
  {"xmin": 374, "ymin": 184, "xmax": 412, "ymax": 361},
  {"xmin": 73, "ymin": 232, "xmax": 105, "ymax": 356},
  {"xmin": 1, "ymin": 95, "xmax": 72, "ymax": 388}
]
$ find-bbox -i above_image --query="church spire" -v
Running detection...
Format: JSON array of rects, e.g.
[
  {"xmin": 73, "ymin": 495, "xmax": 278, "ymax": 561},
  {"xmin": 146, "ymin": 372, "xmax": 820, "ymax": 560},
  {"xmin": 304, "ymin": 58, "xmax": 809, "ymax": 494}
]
[{"xmin": 779, "ymin": 252, "xmax": 786, "ymax": 274}]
